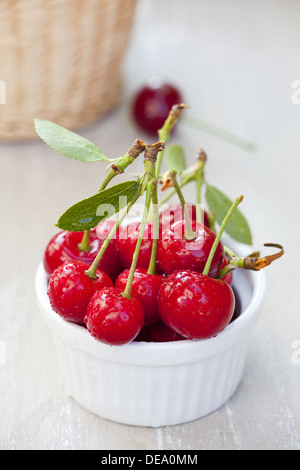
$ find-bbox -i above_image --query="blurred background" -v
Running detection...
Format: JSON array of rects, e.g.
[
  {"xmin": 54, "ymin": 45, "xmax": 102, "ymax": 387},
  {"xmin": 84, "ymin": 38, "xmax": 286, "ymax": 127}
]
[{"xmin": 1, "ymin": 0, "xmax": 299, "ymax": 449}]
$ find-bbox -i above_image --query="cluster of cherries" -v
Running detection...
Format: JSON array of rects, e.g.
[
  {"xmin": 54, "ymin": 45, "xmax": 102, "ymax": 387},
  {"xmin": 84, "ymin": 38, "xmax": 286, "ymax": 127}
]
[
  {"xmin": 45, "ymin": 197, "xmax": 239, "ymax": 346},
  {"xmin": 43, "ymin": 88, "xmax": 283, "ymax": 346}
]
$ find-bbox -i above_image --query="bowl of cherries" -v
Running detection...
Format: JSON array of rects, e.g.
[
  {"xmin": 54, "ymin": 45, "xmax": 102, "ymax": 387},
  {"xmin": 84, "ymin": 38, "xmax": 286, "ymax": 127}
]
[{"xmin": 34, "ymin": 104, "xmax": 283, "ymax": 427}]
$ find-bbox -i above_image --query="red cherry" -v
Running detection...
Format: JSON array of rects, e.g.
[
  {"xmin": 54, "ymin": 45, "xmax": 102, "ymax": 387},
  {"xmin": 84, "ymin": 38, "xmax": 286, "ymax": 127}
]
[
  {"xmin": 217, "ymin": 257, "xmax": 233, "ymax": 286},
  {"xmin": 47, "ymin": 260, "xmax": 113, "ymax": 325},
  {"xmin": 132, "ymin": 82, "xmax": 183, "ymax": 134},
  {"xmin": 115, "ymin": 267, "xmax": 163, "ymax": 326},
  {"xmin": 43, "ymin": 225, "xmax": 122, "ymax": 282},
  {"xmin": 84, "ymin": 287, "xmax": 144, "ymax": 345},
  {"xmin": 118, "ymin": 221, "xmax": 162, "ymax": 271},
  {"xmin": 157, "ymin": 270, "xmax": 235, "ymax": 340},
  {"xmin": 157, "ymin": 220, "xmax": 224, "ymax": 277},
  {"xmin": 95, "ymin": 219, "xmax": 119, "ymax": 241},
  {"xmin": 149, "ymin": 322, "xmax": 185, "ymax": 342},
  {"xmin": 159, "ymin": 203, "xmax": 210, "ymax": 230}
]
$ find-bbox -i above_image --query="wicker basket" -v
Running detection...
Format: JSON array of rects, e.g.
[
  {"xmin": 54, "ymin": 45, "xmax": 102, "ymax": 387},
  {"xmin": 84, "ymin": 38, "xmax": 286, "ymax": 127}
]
[{"xmin": 0, "ymin": 0, "xmax": 137, "ymax": 141}]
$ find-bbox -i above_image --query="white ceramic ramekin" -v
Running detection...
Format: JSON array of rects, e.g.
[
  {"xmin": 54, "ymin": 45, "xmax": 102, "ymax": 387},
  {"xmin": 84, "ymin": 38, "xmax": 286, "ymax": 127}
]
[{"xmin": 35, "ymin": 245, "xmax": 266, "ymax": 427}]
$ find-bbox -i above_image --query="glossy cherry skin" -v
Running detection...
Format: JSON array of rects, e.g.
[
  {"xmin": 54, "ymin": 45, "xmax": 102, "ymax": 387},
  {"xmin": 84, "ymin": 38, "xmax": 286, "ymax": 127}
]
[
  {"xmin": 84, "ymin": 287, "xmax": 144, "ymax": 345},
  {"xmin": 159, "ymin": 203, "xmax": 209, "ymax": 230},
  {"xmin": 118, "ymin": 221, "xmax": 162, "ymax": 272},
  {"xmin": 157, "ymin": 220, "xmax": 224, "ymax": 277},
  {"xmin": 43, "ymin": 224, "xmax": 122, "ymax": 282},
  {"xmin": 47, "ymin": 260, "xmax": 113, "ymax": 325},
  {"xmin": 132, "ymin": 82, "xmax": 183, "ymax": 134},
  {"xmin": 96, "ymin": 219, "xmax": 119, "ymax": 241},
  {"xmin": 157, "ymin": 270, "xmax": 235, "ymax": 340},
  {"xmin": 115, "ymin": 267, "xmax": 163, "ymax": 326}
]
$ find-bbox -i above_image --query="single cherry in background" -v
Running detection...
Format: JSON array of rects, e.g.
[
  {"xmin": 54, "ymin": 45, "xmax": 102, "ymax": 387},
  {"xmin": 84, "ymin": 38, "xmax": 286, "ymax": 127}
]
[
  {"xmin": 47, "ymin": 260, "xmax": 113, "ymax": 325},
  {"xmin": 132, "ymin": 81, "xmax": 183, "ymax": 134},
  {"xmin": 84, "ymin": 287, "xmax": 144, "ymax": 345},
  {"xmin": 115, "ymin": 267, "xmax": 163, "ymax": 326},
  {"xmin": 157, "ymin": 270, "xmax": 235, "ymax": 340},
  {"xmin": 43, "ymin": 224, "xmax": 122, "ymax": 282}
]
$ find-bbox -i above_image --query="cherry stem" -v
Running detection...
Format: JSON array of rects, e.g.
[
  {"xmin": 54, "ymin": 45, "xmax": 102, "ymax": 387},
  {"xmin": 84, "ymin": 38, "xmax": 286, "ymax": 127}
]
[
  {"xmin": 158, "ymin": 154, "xmax": 205, "ymax": 208},
  {"xmin": 166, "ymin": 169, "xmax": 197, "ymax": 241},
  {"xmin": 224, "ymin": 244, "xmax": 238, "ymax": 258},
  {"xmin": 202, "ymin": 195, "xmax": 244, "ymax": 276},
  {"xmin": 147, "ymin": 184, "xmax": 159, "ymax": 276},
  {"xmin": 99, "ymin": 139, "xmax": 146, "ymax": 192},
  {"xmin": 85, "ymin": 195, "xmax": 140, "ymax": 279},
  {"xmin": 217, "ymin": 243, "xmax": 284, "ymax": 278},
  {"xmin": 122, "ymin": 142, "xmax": 163, "ymax": 297},
  {"xmin": 156, "ymin": 104, "xmax": 189, "ymax": 179},
  {"xmin": 195, "ymin": 148, "xmax": 207, "ymax": 224},
  {"xmin": 122, "ymin": 181, "xmax": 154, "ymax": 299},
  {"xmin": 158, "ymin": 177, "xmax": 188, "ymax": 206},
  {"xmin": 85, "ymin": 141, "xmax": 162, "ymax": 280},
  {"xmin": 78, "ymin": 139, "xmax": 146, "ymax": 253},
  {"xmin": 78, "ymin": 229, "xmax": 91, "ymax": 252}
]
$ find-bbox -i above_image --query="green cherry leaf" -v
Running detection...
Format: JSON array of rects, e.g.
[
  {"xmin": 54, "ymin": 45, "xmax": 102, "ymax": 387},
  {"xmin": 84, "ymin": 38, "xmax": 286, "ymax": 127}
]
[
  {"xmin": 34, "ymin": 119, "xmax": 109, "ymax": 162},
  {"xmin": 56, "ymin": 180, "xmax": 140, "ymax": 231},
  {"xmin": 205, "ymin": 184, "xmax": 252, "ymax": 245},
  {"xmin": 165, "ymin": 144, "xmax": 187, "ymax": 173}
]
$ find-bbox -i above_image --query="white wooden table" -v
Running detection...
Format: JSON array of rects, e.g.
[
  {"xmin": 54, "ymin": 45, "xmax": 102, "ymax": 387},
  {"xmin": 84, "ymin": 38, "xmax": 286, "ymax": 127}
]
[{"xmin": 1, "ymin": 0, "xmax": 300, "ymax": 450}]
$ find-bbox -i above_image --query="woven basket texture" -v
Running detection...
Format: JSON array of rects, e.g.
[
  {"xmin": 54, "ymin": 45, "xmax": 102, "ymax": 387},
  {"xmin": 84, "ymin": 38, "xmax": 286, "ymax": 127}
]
[{"xmin": 0, "ymin": 0, "xmax": 137, "ymax": 141}]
